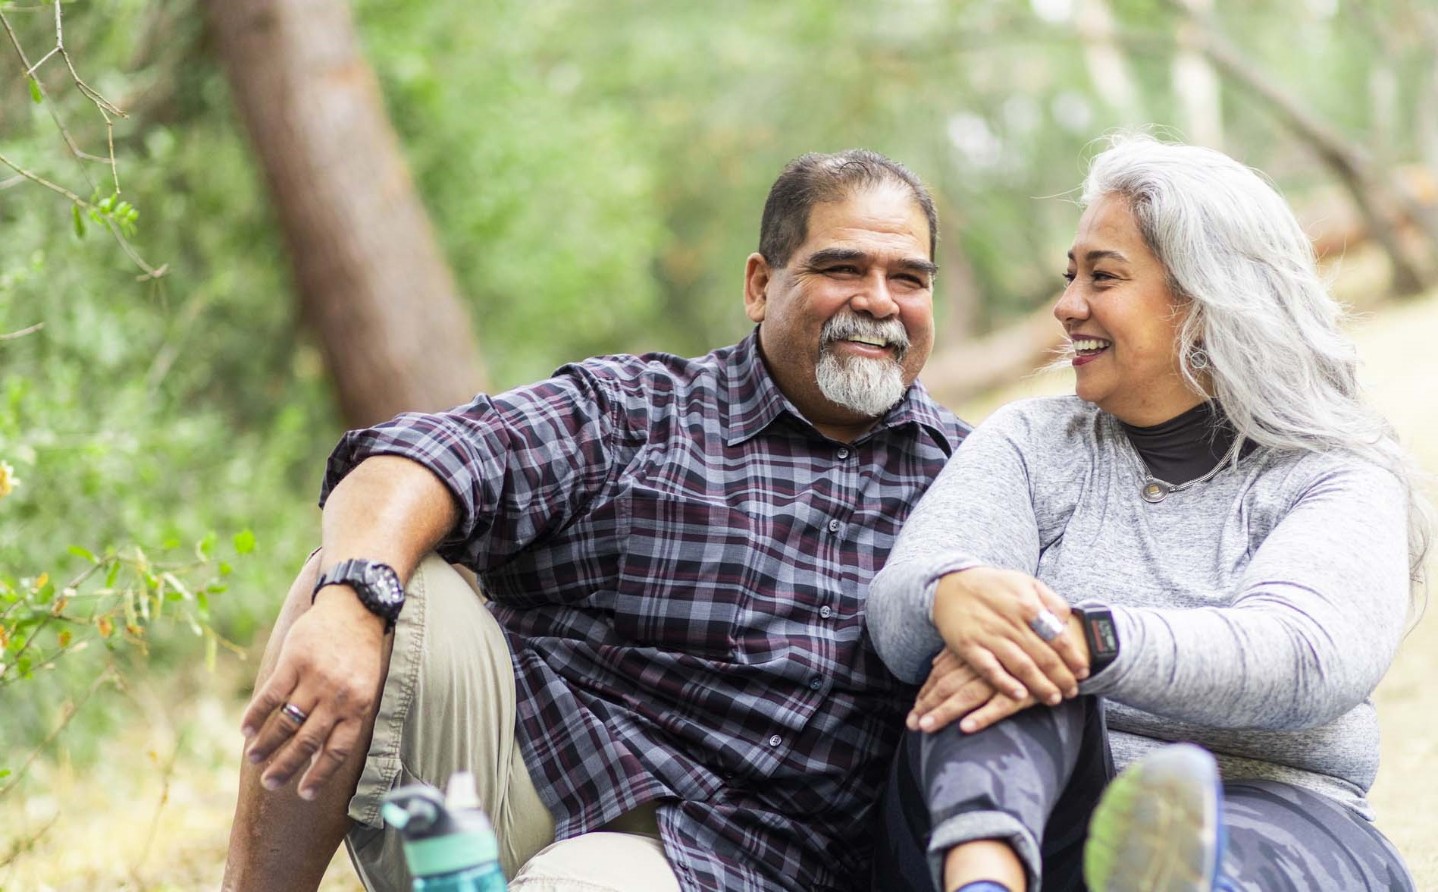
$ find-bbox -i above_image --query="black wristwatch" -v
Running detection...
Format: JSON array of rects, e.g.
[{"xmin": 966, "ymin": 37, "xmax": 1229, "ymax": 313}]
[
  {"xmin": 1075, "ymin": 606, "xmax": 1120, "ymax": 674},
  {"xmin": 312, "ymin": 558, "xmax": 406, "ymax": 633}
]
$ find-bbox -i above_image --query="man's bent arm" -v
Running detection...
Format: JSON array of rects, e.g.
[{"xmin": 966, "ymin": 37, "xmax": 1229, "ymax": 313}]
[
  {"xmin": 317, "ymin": 453, "xmax": 460, "ymax": 591},
  {"xmin": 240, "ymin": 454, "xmax": 460, "ymax": 800}
]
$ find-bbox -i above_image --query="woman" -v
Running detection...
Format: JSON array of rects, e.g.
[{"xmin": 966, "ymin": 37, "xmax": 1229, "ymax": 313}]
[{"xmin": 866, "ymin": 134, "xmax": 1428, "ymax": 892}]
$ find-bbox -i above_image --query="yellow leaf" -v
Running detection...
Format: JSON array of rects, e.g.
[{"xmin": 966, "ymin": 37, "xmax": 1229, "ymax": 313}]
[
  {"xmin": 97, "ymin": 617, "xmax": 113, "ymax": 638},
  {"xmin": 57, "ymin": 629, "xmax": 72, "ymax": 648},
  {"xmin": 0, "ymin": 460, "xmax": 19, "ymax": 498},
  {"xmin": 35, "ymin": 572, "xmax": 48, "ymax": 590}
]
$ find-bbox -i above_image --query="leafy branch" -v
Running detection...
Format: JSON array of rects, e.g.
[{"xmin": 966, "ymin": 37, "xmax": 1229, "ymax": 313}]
[
  {"xmin": 0, "ymin": 0, "xmax": 166, "ymax": 280},
  {"xmin": 0, "ymin": 530, "xmax": 256, "ymax": 798}
]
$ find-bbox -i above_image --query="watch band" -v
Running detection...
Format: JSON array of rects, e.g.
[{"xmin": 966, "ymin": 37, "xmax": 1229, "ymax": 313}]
[
  {"xmin": 311, "ymin": 558, "xmax": 405, "ymax": 632},
  {"xmin": 1076, "ymin": 606, "xmax": 1120, "ymax": 674}
]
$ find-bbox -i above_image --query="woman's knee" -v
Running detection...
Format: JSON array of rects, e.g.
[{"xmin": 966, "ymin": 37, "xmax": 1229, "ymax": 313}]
[{"xmin": 1222, "ymin": 781, "xmax": 1414, "ymax": 891}]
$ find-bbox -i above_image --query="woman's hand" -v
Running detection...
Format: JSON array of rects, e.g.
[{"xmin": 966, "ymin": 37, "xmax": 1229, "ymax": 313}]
[
  {"xmin": 931, "ymin": 567, "xmax": 1089, "ymax": 706},
  {"xmin": 908, "ymin": 648, "xmax": 1039, "ymax": 734}
]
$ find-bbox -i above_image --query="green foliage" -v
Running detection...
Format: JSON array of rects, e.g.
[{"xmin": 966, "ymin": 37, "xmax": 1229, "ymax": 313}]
[
  {"xmin": 352, "ymin": 0, "xmax": 1438, "ymax": 366},
  {"xmin": 0, "ymin": 533, "xmax": 248, "ymax": 792},
  {"xmin": 0, "ymin": 0, "xmax": 334, "ymax": 779}
]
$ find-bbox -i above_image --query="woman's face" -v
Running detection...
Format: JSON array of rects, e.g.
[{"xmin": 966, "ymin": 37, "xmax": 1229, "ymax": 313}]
[{"xmin": 1054, "ymin": 193, "xmax": 1204, "ymax": 426}]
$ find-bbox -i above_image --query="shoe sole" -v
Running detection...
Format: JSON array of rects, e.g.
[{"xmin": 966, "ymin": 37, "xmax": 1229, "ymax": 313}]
[{"xmin": 1083, "ymin": 743, "xmax": 1223, "ymax": 892}]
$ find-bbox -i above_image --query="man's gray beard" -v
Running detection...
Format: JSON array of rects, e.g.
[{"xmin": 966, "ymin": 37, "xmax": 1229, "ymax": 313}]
[{"xmin": 815, "ymin": 350, "xmax": 907, "ymax": 418}]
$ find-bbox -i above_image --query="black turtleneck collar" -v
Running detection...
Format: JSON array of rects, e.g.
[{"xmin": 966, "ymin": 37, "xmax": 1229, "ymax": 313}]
[{"xmin": 1119, "ymin": 401, "xmax": 1253, "ymax": 485}]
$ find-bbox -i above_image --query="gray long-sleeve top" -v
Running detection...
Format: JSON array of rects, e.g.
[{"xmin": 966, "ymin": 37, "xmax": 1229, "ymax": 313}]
[{"xmin": 866, "ymin": 396, "xmax": 1411, "ymax": 818}]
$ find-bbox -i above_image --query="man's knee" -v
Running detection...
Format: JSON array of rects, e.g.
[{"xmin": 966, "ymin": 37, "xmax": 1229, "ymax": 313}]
[
  {"xmin": 510, "ymin": 832, "xmax": 680, "ymax": 892},
  {"xmin": 357, "ymin": 553, "xmax": 519, "ymax": 804},
  {"xmin": 402, "ymin": 554, "xmax": 513, "ymax": 716}
]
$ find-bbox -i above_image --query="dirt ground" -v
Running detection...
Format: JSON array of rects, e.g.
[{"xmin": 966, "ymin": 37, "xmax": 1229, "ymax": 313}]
[{"xmin": 2, "ymin": 290, "xmax": 1436, "ymax": 890}]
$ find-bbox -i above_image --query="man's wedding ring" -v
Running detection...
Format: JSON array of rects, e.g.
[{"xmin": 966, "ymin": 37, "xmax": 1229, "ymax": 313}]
[
  {"xmin": 280, "ymin": 702, "xmax": 309, "ymax": 725},
  {"xmin": 1028, "ymin": 610, "xmax": 1065, "ymax": 643}
]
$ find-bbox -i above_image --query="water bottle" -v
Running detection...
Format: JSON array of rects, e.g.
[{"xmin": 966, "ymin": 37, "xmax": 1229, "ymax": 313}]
[{"xmin": 381, "ymin": 771, "xmax": 507, "ymax": 891}]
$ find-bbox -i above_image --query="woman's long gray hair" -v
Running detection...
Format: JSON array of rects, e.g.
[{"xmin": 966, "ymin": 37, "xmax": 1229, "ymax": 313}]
[{"xmin": 1082, "ymin": 132, "xmax": 1431, "ymax": 591}]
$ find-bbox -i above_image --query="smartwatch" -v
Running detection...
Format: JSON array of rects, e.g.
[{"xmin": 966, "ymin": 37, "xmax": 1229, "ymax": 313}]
[
  {"xmin": 1075, "ymin": 606, "xmax": 1120, "ymax": 674},
  {"xmin": 312, "ymin": 558, "xmax": 406, "ymax": 633}
]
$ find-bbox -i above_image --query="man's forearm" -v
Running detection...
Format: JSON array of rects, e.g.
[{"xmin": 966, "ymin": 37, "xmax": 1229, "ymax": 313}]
[{"xmin": 319, "ymin": 454, "xmax": 462, "ymax": 585}]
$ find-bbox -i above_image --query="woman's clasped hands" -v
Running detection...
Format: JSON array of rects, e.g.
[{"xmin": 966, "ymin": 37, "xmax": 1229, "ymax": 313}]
[{"xmin": 910, "ymin": 567, "xmax": 1091, "ymax": 735}]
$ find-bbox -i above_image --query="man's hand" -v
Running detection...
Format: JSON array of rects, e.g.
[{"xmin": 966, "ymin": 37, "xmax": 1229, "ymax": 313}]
[
  {"xmin": 236, "ymin": 454, "xmax": 459, "ymax": 800},
  {"xmin": 239, "ymin": 589, "xmax": 387, "ymax": 801},
  {"xmin": 931, "ymin": 567, "xmax": 1089, "ymax": 707}
]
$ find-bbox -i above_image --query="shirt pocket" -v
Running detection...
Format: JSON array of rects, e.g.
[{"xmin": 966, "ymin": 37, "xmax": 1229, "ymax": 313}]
[{"xmin": 611, "ymin": 480, "xmax": 759, "ymax": 660}]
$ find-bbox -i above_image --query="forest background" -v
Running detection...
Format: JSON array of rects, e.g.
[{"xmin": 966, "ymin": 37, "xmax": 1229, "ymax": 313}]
[{"xmin": 3, "ymin": 0, "xmax": 1438, "ymax": 888}]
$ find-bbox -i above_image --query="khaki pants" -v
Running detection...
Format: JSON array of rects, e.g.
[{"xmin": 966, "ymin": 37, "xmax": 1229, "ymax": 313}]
[{"xmin": 344, "ymin": 554, "xmax": 680, "ymax": 891}]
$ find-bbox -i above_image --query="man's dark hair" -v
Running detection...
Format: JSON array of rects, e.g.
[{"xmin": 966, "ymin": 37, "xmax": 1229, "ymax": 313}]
[{"xmin": 758, "ymin": 149, "xmax": 938, "ymax": 269}]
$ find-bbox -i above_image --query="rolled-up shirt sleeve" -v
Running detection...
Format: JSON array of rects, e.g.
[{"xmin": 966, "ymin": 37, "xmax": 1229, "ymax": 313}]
[{"xmin": 320, "ymin": 362, "xmax": 628, "ymax": 573}]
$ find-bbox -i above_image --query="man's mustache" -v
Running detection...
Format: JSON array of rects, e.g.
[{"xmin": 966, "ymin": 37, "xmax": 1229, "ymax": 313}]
[{"xmin": 820, "ymin": 314, "xmax": 910, "ymax": 358}]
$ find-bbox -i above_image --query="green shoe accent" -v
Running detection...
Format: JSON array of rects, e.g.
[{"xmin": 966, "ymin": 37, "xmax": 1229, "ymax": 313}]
[{"xmin": 1084, "ymin": 743, "xmax": 1223, "ymax": 892}]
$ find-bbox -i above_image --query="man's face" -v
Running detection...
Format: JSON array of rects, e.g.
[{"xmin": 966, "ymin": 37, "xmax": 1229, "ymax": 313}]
[{"xmin": 744, "ymin": 184, "xmax": 936, "ymax": 441}]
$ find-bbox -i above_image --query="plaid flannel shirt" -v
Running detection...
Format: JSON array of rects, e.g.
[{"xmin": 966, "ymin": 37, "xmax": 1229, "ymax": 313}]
[{"xmin": 321, "ymin": 332, "xmax": 967, "ymax": 891}]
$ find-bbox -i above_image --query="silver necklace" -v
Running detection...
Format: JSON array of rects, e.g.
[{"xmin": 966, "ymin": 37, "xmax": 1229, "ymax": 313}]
[{"xmin": 1123, "ymin": 427, "xmax": 1245, "ymax": 504}]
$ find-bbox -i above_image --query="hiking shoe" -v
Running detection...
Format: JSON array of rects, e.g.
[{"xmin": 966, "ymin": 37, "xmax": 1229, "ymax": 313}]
[{"xmin": 1083, "ymin": 743, "xmax": 1228, "ymax": 892}]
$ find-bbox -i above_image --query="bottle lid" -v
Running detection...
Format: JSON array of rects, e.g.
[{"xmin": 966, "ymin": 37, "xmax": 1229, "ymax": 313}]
[
  {"xmin": 383, "ymin": 774, "xmax": 501, "ymax": 878},
  {"xmin": 446, "ymin": 770, "xmax": 482, "ymax": 811}
]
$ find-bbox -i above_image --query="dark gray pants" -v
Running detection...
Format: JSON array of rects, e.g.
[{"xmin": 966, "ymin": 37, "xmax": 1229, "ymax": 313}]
[{"xmin": 871, "ymin": 698, "xmax": 1414, "ymax": 892}]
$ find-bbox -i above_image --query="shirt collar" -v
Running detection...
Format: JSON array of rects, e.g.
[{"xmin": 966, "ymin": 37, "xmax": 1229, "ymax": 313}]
[{"xmin": 724, "ymin": 328, "xmax": 957, "ymax": 452}]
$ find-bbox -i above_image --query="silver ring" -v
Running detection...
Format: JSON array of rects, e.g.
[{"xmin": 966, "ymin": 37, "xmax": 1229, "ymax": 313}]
[
  {"xmin": 279, "ymin": 702, "xmax": 309, "ymax": 725},
  {"xmin": 1028, "ymin": 610, "xmax": 1065, "ymax": 643}
]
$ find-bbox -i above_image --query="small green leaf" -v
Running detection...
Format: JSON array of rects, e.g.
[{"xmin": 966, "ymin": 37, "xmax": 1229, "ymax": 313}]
[
  {"xmin": 72, "ymin": 204, "xmax": 86, "ymax": 238},
  {"xmin": 27, "ymin": 76, "xmax": 42, "ymax": 104},
  {"xmin": 233, "ymin": 529, "xmax": 256, "ymax": 555},
  {"xmin": 68, "ymin": 545, "xmax": 98, "ymax": 563}
]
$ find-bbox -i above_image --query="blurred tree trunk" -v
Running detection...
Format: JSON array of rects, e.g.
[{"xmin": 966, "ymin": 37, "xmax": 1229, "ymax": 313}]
[
  {"xmin": 1077, "ymin": 0, "xmax": 1143, "ymax": 119},
  {"xmin": 1160, "ymin": 0, "xmax": 1438, "ymax": 295},
  {"xmin": 934, "ymin": 197, "xmax": 979, "ymax": 344},
  {"xmin": 924, "ymin": 302, "xmax": 1063, "ymax": 411},
  {"xmin": 204, "ymin": 0, "xmax": 487, "ymax": 428},
  {"xmin": 1170, "ymin": 0, "xmax": 1222, "ymax": 148},
  {"xmin": 1411, "ymin": 4, "xmax": 1438, "ymax": 170}
]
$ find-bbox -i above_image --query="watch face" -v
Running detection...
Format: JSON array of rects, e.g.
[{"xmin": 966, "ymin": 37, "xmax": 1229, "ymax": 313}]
[{"xmin": 363, "ymin": 563, "xmax": 403, "ymax": 606}]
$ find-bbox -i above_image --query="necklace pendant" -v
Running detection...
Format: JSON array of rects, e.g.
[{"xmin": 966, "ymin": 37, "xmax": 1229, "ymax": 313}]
[{"xmin": 1142, "ymin": 481, "xmax": 1168, "ymax": 503}]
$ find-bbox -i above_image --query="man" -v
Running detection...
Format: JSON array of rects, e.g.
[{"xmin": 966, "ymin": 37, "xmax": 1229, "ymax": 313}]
[{"xmin": 224, "ymin": 149, "xmax": 969, "ymax": 892}]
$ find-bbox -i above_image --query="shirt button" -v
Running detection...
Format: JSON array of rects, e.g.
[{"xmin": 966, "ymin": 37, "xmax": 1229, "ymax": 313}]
[
  {"xmin": 837, "ymin": 447, "xmax": 850, "ymax": 459},
  {"xmin": 827, "ymin": 518, "xmax": 841, "ymax": 533},
  {"xmin": 808, "ymin": 676, "xmax": 823, "ymax": 690},
  {"xmin": 768, "ymin": 735, "xmax": 783, "ymax": 747},
  {"xmin": 819, "ymin": 605, "xmax": 834, "ymax": 619}
]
